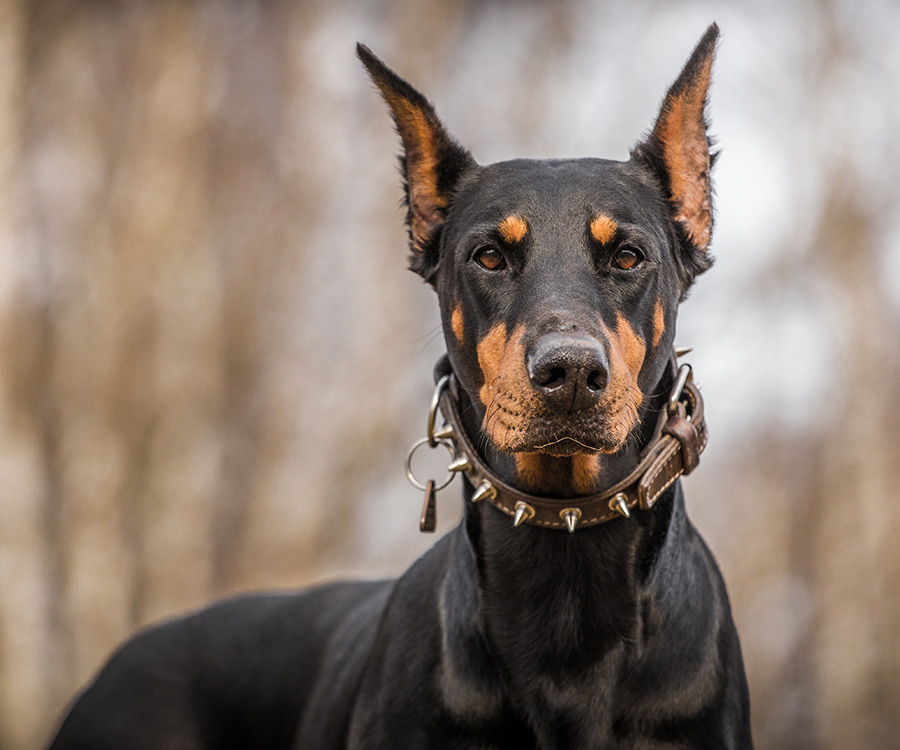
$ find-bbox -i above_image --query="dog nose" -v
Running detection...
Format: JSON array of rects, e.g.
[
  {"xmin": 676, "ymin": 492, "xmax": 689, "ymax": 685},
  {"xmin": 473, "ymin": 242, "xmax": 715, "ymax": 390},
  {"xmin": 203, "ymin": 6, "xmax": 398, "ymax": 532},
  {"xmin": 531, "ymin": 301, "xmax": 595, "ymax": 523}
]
[{"xmin": 526, "ymin": 334, "xmax": 609, "ymax": 412}]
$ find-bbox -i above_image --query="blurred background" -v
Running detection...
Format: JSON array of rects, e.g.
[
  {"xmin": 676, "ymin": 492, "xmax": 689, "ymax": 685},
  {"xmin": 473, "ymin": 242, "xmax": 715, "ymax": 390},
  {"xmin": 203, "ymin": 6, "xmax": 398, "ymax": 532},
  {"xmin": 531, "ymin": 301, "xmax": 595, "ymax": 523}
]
[{"xmin": 0, "ymin": 0, "xmax": 897, "ymax": 748}]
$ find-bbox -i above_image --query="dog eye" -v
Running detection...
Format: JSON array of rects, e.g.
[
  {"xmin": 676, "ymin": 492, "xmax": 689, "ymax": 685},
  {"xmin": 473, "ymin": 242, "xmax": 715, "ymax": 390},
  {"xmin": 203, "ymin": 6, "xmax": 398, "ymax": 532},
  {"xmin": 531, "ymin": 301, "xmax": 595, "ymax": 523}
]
[
  {"xmin": 473, "ymin": 246, "xmax": 506, "ymax": 271},
  {"xmin": 612, "ymin": 246, "xmax": 642, "ymax": 271}
]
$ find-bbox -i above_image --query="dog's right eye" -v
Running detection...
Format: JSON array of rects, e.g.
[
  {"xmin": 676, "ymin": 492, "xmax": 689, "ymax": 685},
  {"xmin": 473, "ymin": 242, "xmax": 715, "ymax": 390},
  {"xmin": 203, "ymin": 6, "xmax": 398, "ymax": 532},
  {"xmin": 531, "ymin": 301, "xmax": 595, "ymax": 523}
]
[{"xmin": 473, "ymin": 246, "xmax": 506, "ymax": 271}]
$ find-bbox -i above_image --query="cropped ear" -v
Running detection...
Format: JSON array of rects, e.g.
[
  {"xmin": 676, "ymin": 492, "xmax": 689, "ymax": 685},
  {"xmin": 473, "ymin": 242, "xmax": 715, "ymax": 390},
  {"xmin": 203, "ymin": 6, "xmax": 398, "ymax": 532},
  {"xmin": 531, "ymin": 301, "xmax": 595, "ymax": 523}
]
[
  {"xmin": 358, "ymin": 44, "xmax": 476, "ymax": 280},
  {"xmin": 632, "ymin": 24, "xmax": 719, "ymax": 288}
]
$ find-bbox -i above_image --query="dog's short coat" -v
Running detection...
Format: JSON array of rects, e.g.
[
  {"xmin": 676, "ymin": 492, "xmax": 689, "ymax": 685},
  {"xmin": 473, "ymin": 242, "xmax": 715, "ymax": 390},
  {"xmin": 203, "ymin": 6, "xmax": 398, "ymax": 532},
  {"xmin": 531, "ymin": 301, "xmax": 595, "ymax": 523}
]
[{"xmin": 48, "ymin": 23, "xmax": 752, "ymax": 749}]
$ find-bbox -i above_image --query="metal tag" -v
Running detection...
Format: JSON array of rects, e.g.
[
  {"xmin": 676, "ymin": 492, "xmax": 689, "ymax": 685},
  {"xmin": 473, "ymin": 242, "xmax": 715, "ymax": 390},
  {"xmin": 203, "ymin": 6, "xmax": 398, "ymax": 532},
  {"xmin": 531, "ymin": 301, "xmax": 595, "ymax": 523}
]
[{"xmin": 419, "ymin": 479, "xmax": 437, "ymax": 533}]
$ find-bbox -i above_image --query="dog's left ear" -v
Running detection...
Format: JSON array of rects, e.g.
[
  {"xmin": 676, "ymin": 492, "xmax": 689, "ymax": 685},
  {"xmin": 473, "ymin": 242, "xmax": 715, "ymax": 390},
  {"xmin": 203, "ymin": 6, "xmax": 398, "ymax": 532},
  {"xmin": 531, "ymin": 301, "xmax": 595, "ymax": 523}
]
[
  {"xmin": 358, "ymin": 44, "xmax": 476, "ymax": 281},
  {"xmin": 632, "ymin": 24, "xmax": 719, "ymax": 287}
]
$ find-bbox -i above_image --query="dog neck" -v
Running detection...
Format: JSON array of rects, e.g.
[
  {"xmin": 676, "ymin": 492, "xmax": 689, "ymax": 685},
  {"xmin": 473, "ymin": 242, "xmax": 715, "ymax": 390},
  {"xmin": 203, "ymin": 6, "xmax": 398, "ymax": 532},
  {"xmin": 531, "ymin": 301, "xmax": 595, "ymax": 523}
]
[
  {"xmin": 423, "ymin": 356, "xmax": 710, "ymax": 735},
  {"xmin": 449, "ymin": 374, "xmax": 688, "ymax": 720}
]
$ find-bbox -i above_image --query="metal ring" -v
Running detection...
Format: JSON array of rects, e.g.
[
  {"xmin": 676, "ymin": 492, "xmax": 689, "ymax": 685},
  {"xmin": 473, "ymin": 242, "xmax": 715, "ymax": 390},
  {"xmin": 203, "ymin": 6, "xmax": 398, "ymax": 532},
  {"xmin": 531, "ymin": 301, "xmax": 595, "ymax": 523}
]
[
  {"xmin": 427, "ymin": 375, "xmax": 452, "ymax": 447},
  {"xmin": 405, "ymin": 437, "xmax": 458, "ymax": 492}
]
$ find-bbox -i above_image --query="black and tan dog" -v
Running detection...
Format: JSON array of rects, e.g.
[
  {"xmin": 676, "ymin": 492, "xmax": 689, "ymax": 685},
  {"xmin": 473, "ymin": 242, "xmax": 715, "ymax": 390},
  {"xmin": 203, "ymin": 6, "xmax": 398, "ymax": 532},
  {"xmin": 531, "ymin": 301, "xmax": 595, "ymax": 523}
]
[{"xmin": 48, "ymin": 23, "xmax": 752, "ymax": 749}]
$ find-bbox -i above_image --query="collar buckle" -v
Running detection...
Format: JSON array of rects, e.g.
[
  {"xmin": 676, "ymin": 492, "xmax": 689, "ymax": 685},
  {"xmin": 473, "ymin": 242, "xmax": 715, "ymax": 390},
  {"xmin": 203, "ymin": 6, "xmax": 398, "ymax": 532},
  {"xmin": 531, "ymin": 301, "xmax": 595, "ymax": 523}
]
[{"xmin": 668, "ymin": 363, "xmax": 693, "ymax": 416}]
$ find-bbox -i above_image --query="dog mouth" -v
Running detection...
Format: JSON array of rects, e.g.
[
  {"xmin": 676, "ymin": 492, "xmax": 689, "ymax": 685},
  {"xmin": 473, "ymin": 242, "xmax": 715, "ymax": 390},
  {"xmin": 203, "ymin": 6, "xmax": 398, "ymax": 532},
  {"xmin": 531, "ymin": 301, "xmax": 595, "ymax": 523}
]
[
  {"xmin": 528, "ymin": 426, "xmax": 625, "ymax": 456},
  {"xmin": 483, "ymin": 405, "xmax": 634, "ymax": 456},
  {"xmin": 532, "ymin": 436, "xmax": 603, "ymax": 457}
]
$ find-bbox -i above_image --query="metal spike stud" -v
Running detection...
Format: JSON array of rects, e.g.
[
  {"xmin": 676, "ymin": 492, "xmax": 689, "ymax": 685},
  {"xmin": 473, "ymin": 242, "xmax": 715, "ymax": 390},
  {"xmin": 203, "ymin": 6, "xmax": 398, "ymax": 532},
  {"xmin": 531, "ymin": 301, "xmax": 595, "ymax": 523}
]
[
  {"xmin": 471, "ymin": 480, "xmax": 496, "ymax": 503},
  {"xmin": 447, "ymin": 456, "xmax": 472, "ymax": 473},
  {"xmin": 561, "ymin": 508, "xmax": 582, "ymax": 534},
  {"xmin": 675, "ymin": 346, "xmax": 693, "ymax": 358},
  {"xmin": 609, "ymin": 493, "xmax": 631, "ymax": 518},
  {"xmin": 513, "ymin": 502, "xmax": 535, "ymax": 527},
  {"xmin": 433, "ymin": 423, "xmax": 456, "ymax": 441}
]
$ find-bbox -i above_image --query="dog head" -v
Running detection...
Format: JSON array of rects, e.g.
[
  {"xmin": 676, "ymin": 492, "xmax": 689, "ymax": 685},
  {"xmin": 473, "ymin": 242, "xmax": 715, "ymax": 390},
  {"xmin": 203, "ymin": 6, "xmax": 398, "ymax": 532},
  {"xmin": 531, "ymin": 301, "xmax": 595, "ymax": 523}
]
[{"xmin": 359, "ymin": 26, "xmax": 717, "ymax": 485}]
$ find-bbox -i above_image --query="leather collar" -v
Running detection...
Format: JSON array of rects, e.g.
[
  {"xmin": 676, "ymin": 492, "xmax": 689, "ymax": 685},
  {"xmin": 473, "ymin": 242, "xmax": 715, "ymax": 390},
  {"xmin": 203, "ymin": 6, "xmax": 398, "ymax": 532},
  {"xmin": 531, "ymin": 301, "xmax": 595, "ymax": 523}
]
[{"xmin": 415, "ymin": 353, "xmax": 708, "ymax": 532}]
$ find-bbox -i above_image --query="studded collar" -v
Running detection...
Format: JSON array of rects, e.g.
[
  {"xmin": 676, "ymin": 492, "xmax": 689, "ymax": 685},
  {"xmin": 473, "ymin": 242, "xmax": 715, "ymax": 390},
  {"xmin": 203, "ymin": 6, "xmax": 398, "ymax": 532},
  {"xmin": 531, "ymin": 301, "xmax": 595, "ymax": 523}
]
[{"xmin": 409, "ymin": 353, "xmax": 708, "ymax": 533}]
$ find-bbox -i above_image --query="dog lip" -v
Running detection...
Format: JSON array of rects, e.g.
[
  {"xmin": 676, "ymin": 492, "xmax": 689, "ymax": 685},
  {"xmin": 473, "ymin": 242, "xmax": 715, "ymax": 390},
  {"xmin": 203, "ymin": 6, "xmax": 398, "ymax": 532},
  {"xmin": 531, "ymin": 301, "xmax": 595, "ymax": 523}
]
[{"xmin": 534, "ymin": 436, "xmax": 602, "ymax": 455}]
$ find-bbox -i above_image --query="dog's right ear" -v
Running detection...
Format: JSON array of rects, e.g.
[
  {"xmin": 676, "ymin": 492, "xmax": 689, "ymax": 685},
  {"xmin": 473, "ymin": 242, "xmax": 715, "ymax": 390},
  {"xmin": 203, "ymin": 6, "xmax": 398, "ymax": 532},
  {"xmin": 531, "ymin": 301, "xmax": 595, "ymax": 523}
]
[{"xmin": 358, "ymin": 44, "xmax": 475, "ymax": 281}]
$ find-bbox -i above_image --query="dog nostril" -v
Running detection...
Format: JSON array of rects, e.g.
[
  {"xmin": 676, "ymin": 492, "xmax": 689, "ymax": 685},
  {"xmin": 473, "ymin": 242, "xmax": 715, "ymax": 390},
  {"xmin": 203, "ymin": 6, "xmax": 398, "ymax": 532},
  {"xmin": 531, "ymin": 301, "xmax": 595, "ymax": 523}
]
[
  {"xmin": 586, "ymin": 369, "xmax": 607, "ymax": 392},
  {"xmin": 540, "ymin": 366, "xmax": 567, "ymax": 389}
]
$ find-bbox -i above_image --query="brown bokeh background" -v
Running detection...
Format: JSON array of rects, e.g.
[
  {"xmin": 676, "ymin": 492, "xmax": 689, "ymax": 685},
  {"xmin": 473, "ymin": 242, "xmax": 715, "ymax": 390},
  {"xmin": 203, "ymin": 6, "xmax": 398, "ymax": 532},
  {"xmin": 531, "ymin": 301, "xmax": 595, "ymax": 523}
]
[{"xmin": 1, "ymin": 2, "xmax": 898, "ymax": 748}]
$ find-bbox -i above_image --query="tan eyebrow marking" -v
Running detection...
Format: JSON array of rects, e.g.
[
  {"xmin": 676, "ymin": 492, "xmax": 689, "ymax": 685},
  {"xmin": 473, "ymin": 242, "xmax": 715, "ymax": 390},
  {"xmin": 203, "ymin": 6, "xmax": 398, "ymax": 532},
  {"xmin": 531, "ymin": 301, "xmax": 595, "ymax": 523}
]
[
  {"xmin": 589, "ymin": 214, "xmax": 618, "ymax": 245},
  {"xmin": 498, "ymin": 214, "xmax": 528, "ymax": 244}
]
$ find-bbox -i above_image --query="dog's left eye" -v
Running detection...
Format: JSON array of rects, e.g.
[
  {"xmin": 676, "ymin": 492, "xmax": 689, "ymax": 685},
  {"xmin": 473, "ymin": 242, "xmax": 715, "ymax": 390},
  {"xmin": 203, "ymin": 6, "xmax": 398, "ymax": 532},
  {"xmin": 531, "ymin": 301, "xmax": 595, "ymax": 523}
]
[
  {"xmin": 612, "ymin": 246, "xmax": 643, "ymax": 271},
  {"xmin": 473, "ymin": 246, "xmax": 506, "ymax": 271}
]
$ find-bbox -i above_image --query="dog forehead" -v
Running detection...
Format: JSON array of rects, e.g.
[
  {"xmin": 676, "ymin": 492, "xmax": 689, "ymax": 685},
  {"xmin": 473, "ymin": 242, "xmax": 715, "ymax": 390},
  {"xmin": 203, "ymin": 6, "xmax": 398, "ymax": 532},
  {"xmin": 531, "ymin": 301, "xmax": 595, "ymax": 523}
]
[{"xmin": 451, "ymin": 157, "xmax": 666, "ymax": 232}]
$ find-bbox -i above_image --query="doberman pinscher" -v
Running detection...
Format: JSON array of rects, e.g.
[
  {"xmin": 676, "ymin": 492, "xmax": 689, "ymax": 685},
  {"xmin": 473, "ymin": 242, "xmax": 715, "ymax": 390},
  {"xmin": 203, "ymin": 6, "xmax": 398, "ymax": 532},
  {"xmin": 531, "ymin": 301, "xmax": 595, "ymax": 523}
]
[{"xmin": 48, "ymin": 23, "xmax": 752, "ymax": 749}]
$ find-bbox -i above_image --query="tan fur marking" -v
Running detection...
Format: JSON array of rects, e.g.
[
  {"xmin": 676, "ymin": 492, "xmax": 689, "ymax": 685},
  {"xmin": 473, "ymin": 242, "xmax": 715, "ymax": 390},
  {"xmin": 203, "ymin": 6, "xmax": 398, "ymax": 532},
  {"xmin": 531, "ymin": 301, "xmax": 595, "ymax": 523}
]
[
  {"xmin": 589, "ymin": 214, "xmax": 618, "ymax": 245},
  {"xmin": 588, "ymin": 312, "xmax": 647, "ymax": 450},
  {"xmin": 652, "ymin": 298, "xmax": 665, "ymax": 348},
  {"xmin": 515, "ymin": 453, "xmax": 569, "ymax": 494},
  {"xmin": 572, "ymin": 454, "xmax": 602, "ymax": 494},
  {"xmin": 498, "ymin": 215, "xmax": 528, "ymax": 244},
  {"xmin": 656, "ymin": 54, "xmax": 713, "ymax": 249},
  {"xmin": 477, "ymin": 323, "xmax": 509, "ymax": 409},
  {"xmin": 514, "ymin": 453, "xmax": 601, "ymax": 495},
  {"xmin": 614, "ymin": 313, "xmax": 647, "ymax": 390},
  {"xmin": 477, "ymin": 323, "xmax": 536, "ymax": 449},
  {"xmin": 451, "ymin": 305, "xmax": 465, "ymax": 347},
  {"xmin": 382, "ymin": 94, "xmax": 446, "ymax": 252}
]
